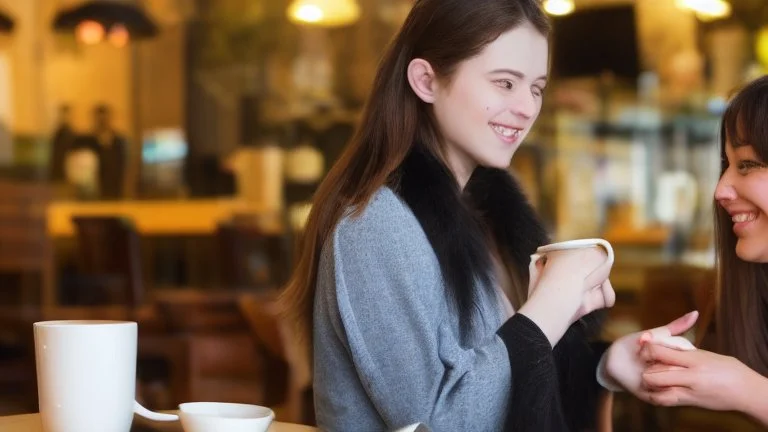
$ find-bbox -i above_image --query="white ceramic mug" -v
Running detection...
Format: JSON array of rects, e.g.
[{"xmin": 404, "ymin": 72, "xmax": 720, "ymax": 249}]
[
  {"xmin": 34, "ymin": 321, "xmax": 177, "ymax": 432},
  {"xmin": 528, "ymin": 238, "xmax": 614, "ymax": 301}
]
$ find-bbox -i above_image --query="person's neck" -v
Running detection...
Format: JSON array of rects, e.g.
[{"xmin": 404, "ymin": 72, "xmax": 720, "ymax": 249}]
[{"xmin": 442, "ymin": 147, "xmax": 476, "ymax": 190}]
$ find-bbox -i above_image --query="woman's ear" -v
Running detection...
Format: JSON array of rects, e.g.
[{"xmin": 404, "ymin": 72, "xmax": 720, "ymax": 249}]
[{"xmin": 407, "ymin": 58, "xmax": 438, "ymax": 104}]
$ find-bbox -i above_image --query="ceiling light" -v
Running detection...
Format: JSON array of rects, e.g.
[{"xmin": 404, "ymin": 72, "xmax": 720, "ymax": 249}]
[
  {"xmin": 287, "ymin": 0, "xmax": 361, "ymax": 27},
  {"xmin": 544, "ymin": 0, "xmax": 575, "ymax": 16}
]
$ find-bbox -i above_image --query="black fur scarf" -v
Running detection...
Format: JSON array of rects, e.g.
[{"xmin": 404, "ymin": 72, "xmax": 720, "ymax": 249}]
[{"xmin": 390, "ymin": 146, "xmax": 606, "ymax": 431}]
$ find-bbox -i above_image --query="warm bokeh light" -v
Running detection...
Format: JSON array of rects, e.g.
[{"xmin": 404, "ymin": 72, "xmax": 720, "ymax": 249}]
[
  {"xmin": 287, "ymin": 0, "xmax": 360, "ymax": 27},
  {"xmin": 757, "ymin": 26, "xmax": 768, "ymax": 70},
  {"xmin": 543, "ymin": 0, "xmax": 575, "ymax": 16},
  {"xmin": 676, "ymin": 0, "xmax": 731, "ymax": 21},
  {"xmin": 75, "ymin": 20, "xmax": 104, "ymax": 45},
  {"xmin": 108, "ymin": 24, "xmax": 130, "ymax": 47},
  {"xmin": 293, "ymin": 4, "xmax": 324, "ymax": 23}
]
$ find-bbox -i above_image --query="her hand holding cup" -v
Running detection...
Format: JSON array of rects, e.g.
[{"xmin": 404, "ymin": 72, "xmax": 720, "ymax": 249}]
[{"xmin": 520, "ymin": 239, "xmax": 616, "ymax": 347}]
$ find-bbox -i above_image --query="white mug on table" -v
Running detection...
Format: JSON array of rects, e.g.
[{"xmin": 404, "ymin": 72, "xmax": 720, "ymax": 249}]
[
  {"xmin": 34, "ymin": 320, "xmax": 276, "ymax": 432},
  {"xmin": 34, "ymin": 321, "xmax": 176, "ymax": 432}
]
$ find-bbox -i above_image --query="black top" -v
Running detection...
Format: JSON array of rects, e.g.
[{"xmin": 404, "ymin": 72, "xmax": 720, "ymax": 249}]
[{"xmin": 498, "ymin": 314, "xmax": 607, "ymax": 432}]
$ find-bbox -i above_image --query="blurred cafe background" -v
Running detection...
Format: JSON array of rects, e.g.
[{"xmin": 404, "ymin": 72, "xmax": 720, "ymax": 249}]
[{"xmin": 0, "ymin": 0, "xmax": 766, "ymax": 430}]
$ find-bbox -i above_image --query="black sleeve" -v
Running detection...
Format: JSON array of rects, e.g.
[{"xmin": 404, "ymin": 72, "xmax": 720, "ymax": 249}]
[
  {"xmin": 497, "ymin": 313, "xmax": 570, "ymax": 432},
  {"xmin": 553, "ymin": 312, "xmax": 610, "ymax": 432}
]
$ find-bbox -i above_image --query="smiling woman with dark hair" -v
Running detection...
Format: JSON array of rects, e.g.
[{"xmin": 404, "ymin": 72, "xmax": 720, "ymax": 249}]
[
  {"xmin": 641, "ymin": 75, "xmax": 768, "ymax": 427},
  {"xmin": 279, "ymin": 0, "xmax": 688, "ymax": 430}
]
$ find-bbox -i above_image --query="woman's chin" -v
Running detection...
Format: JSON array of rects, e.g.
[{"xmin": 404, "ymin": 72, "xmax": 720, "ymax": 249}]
[
  {"xmin": 479, "ymin": 156, "xmax": 513, "ymax": 170},
  {"xmin": 735, "ymin": 239, "xmax": 768, "ymax": 263}
]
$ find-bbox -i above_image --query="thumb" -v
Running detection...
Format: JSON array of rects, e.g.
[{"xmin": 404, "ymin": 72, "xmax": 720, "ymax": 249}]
[
  {"xmin": 664, "ymin": 311, "xmax": 699, "ymax": 336},
  {"xmin": 641, "ymin": 311, "xmax": 699, "ymax": 342},
  {"xmin": 641, "ymin": 343, "xmax": 693, "ymax": 368}
]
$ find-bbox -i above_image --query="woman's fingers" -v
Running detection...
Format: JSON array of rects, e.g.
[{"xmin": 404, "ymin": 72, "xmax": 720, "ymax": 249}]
[
  {"xmin": 583, "ymin": 282, "xmax": 612, "ymax": 313},
  {"xmin": 647, "ymin": 387, "xmax": 693, "ymax": 407},
  {"xmin": 640, "ymin": 343, "xmax": 695, "ymax": 367},
  {"xmin": 601, "ymin": 279, "xmax": 615, "ymax": 308},
  {"xmin": 642, "ymin": 364, "xmax": 693, "ymax": 388},
  {"xmin": 583, "ymin": 253, "xmax": 612, "ymax": 291}
]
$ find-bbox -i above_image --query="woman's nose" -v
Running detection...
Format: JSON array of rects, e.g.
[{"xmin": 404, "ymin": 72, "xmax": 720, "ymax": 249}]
[
  {"xmin": 509, "ymin": 90, "xmax": 536, "ymax": 120},
  {"xmin": 714, "ymin": 173, "xmax": 737, "ymax": 202}
]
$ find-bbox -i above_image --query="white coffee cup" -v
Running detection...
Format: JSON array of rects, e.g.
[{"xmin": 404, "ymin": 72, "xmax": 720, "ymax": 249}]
[
  {"xmin": 34, "ymin": 321, "xmax": 177, "ymax": 432},
  {"xmin": 528, "ymin": 238, "xmax": 615, "ymax": 304}
]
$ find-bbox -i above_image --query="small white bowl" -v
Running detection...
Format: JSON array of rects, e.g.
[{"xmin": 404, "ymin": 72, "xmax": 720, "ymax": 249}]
[{"xmin": 178, "ymin": 402, "xmax": 275, "ymax": 432}]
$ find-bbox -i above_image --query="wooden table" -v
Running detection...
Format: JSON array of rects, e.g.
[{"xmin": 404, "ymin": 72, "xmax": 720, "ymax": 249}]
[{"xmin": 0, "ymin": 413, "xmax": 317, "ymax": 431}]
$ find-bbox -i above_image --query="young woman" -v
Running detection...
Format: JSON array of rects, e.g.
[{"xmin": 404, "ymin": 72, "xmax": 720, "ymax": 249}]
[
  {"xmin": 640, "ymin": 75, "xmax": 768, "ymax": 427},
  {"xmin": 280, "ymin": 0, "xmax": 693, "ymax": 430}
]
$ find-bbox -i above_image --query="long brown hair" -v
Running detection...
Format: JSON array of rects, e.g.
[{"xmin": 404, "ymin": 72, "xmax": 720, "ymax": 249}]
[
  {"xmin": 279, "ymin": 0, "xmax": 551, "ymax": 343},
  {"xmin": 715, "ymin": 75, "xmax": 768, "ymax": 376}
]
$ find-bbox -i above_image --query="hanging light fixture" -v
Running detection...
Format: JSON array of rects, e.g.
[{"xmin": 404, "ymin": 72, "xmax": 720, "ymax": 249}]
[
  {"xmin": 287, "ymin": 0, "xmax": 361, "ymax": 27},
  {"xmin": 0, "ymin": 9, "xmax": 14, "ymax": 34},
  {"xmin": 52, "ymin": 0, "xmax": 159, "ymax": 45},
  {"xmin": 676, "ymin": 0, "xmax": 731, "ymax": 21},
  {"xmin": 543, "ymin": 0, "xmax": 574, "ymax": 16}
]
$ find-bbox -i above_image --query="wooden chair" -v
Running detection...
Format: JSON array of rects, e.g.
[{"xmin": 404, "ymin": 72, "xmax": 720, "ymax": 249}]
[
  {"xmin": 216, "ymin": 221, "xmax": 290, "ymax": 291},
  {"xmin": 638, "ymin": 264, "xmax": 713, "ymax": 332},
  {"xmin": 148, "ymin": 289, "xmax": 261, "ymax": 408},
  {"xmin": 69, "ymin": 216, "xmax": 144, "ymax": 307},
  {"xmin": 692, "ymin": 270, "xmax": 716, "ymax": 349},
  {"xmin": 238, "ymin": 292, "xmax": 313, "ymax": 425},
  {"xmin": 0, "ymin": 179, "xmax": 54, "ymax": 412},
  {"xmin": 0, "ymin": 180, "xmax": 54, "ymax": 305}
]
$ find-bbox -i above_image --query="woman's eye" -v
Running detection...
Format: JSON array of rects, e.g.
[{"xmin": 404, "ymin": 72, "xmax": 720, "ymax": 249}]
[
  {"xmin": 496, "ymin": 79, "xmax": 514, "ymax": 90},
  {"xmin": 737, "ymin": 160, "xmax": 766, "ymax": 174}
]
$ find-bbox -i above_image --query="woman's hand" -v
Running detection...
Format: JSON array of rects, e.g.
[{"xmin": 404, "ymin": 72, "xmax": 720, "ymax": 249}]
[
  {"xmin": 520, "ymin": 246, "xmax": 615, "ymax": 346},
  {"xmin": 601, "ymin": 311, "xmax": 698, "ymax": 395},
  {"xmin": 639, "ymin": 341, "xmax": 768, "ymax": 418}
]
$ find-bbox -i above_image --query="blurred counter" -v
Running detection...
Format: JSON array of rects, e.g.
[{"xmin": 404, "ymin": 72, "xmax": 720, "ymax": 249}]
[
  {"xmin": 604, "ymin": 225, "xmax": 670, "ymax": 246},
  {"xmin": 47, "ymin": 199, "xmax": 283, "ymax": 237}
]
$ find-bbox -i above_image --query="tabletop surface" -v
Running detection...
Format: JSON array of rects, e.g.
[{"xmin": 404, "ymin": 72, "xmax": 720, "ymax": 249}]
[{"xmin": 0, "ymin": 413, "xmax": 318, "ymax": 432}]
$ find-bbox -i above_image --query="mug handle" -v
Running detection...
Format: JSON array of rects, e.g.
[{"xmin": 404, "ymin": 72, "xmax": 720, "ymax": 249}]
[
  {"xmin": 134, "ymin": 400, "xmax": 179, "ymax": 422},
  {"xmin": 583, "ymin": 239, "xmax": 614, "ymax": 289}
]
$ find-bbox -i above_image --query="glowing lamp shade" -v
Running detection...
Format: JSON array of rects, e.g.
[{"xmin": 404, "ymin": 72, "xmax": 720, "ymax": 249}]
[
  {"xmin": 287, "ymin": 0, "xmax": 360, "ymax": 27},
  {"xmin": 52, "ymin": 1, "xmax": 159, "ymax": 44}
]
